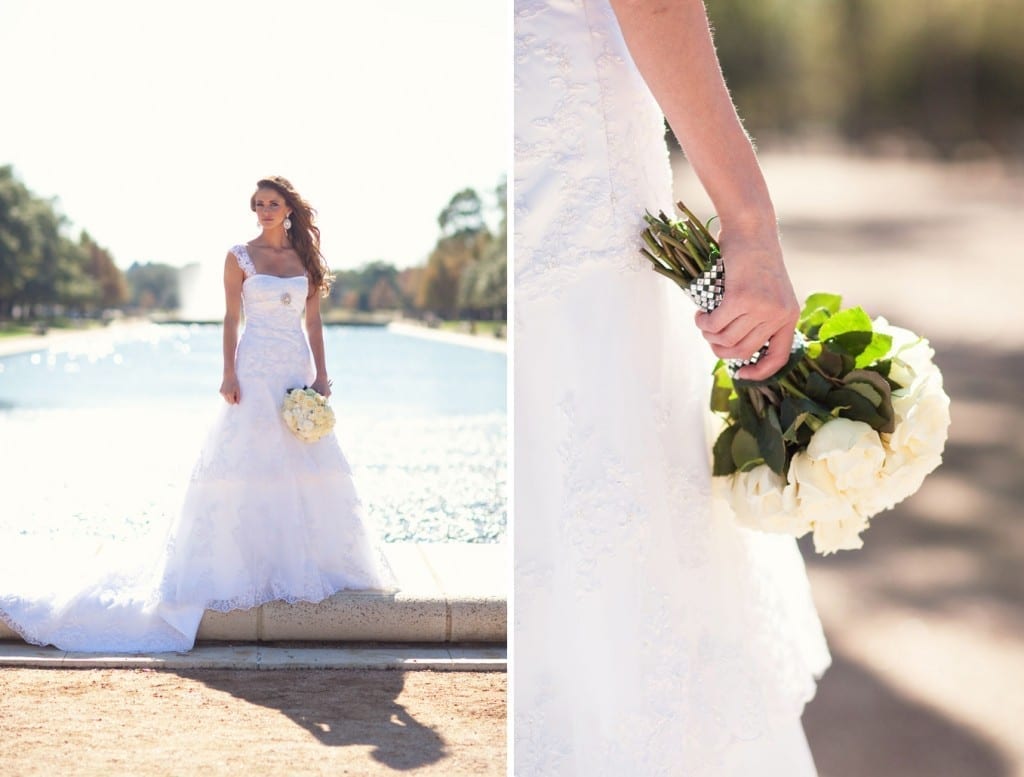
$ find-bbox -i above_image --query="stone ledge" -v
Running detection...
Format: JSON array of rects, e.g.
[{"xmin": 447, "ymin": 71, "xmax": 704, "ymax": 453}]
[{"xmin": 0, "ymin": 542, "xmax": 506, "ymax": 646}]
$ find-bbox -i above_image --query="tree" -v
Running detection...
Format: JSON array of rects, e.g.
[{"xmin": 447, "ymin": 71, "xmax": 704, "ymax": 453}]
[
  {"xmin": 455, "ymin": 177, "xmax": 507, "ymax": 320},
  {"xmin": 0, "ymin": 167, "xmax": 127, "ymax": 319},
  {"xmin": 368, "ymin": 276, "xmax": 400, "ymax": 310},
  {"xmin": 81, "ymin": 231, "xmax": 127, "ymax": 309},
  {"xmin": 125, "ymin": 262, "xmax": 180, "ymax": 311},
  {"xmin": 396, "ymin": 266, "xmax": 424, "ymax": 313},
  {"xmin": 0, "ymin": 166, "xmax": 44, "ymax": 317},
  {"xmin": 416, "ymin": 248, "xmax": 458, "ymax": 317},
  {"xmin": 437, "ymin": 188, "xmax": 486, "ymax": 238}
]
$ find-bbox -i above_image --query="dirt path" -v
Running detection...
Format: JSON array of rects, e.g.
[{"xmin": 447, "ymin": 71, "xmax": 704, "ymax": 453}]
[{"xmin": 0, "ymin": 668, "xmax": 506, "ymax": 776}]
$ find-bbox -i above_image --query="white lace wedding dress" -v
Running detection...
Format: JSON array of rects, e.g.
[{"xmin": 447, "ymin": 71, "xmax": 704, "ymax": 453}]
[
  {"xmin": 0, "ymin": 245, "xmax": 395, "ymax": 653},
  {"xmin": 514, "ymin": 2, "xmax": 831, "ymax": 775}
]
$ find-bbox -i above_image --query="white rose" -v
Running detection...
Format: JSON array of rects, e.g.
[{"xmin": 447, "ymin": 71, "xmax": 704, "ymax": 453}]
[
  {"xmin": 811, "ymin": 513, "xmax": 870, "ymax": 555},
  {"xmin": 718, "ymin": 465, "xmax": 808, "ymax": 537},
  {"xmin": 871, "ymin": 375, "xmax": 948, "ymax": 507},
  {"xmin": 806, "ymin": 418, "xmax": 886, "ymax": 494},
  {"xmin": 889, "ymin": 373, "xmax": 950, "ymax": 462},
  {"xmin": 874, "ymin": 317, "xmax": 939, "ymax": 389},
  {"xmin": 788, "ymin": 452, "xmax": 869, "ymax": 554}
]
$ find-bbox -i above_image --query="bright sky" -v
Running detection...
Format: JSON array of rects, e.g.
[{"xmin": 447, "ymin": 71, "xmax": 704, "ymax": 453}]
[{"xmin": 0, "ymin": 0, "xmax": 508, "ymax": 272}]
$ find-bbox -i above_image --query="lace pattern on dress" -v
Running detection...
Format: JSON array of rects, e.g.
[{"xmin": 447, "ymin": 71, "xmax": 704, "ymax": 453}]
[{"xmin": 230, "ymin": 244, "xmax": 257, "ymax": 278}]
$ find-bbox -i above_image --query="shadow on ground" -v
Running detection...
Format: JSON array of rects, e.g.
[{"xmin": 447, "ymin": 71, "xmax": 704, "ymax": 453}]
[
  {"xmin": 801, "ymin": 338, "xmax": 1024, "ymax": 773},
  {"xmin": 175, "ymin": 668, "xmax": 446, "ymax": 771},
  {"xmin": 804, "ymin": 646, "xmax": 1010, "ymax": 777}
]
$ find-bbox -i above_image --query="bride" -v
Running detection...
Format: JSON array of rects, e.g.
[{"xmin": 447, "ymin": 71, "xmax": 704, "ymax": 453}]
[
  {"xmin": 0, "ymin": 176, "xmax": 395, "ymax": 653},
  {"xmin": 514, "ymin": 1, "xmax": 830, "ymax": 774}
]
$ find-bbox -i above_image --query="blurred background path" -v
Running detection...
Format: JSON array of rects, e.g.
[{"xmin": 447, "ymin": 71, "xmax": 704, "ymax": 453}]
[{"xmin": 677, "ymin": 149, "xmax": 1024, "ymax": 777}]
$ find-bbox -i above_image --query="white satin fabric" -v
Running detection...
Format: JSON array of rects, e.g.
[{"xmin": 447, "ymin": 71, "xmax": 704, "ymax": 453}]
[
  {"xmin": 0, "ymin": 245, "xmax": 395, "ymax": 653},
  {"xmin": 513, "ymin": 2, "xmax": 831, "ymax": 774}
]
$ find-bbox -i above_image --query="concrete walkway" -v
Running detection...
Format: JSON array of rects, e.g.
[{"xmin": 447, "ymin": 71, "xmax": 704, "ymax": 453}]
[{"xmin": 0, "ymin": 543, "xmax": 506, "ymax": 667}]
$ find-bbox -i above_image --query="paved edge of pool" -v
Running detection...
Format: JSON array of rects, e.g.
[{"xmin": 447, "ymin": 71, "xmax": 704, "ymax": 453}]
[
  {"xmin": 0, "ymin": 543, "xmax": 507, "ymax": 653},
  {"xmin": 0, "ymin": 643, "xmax": 507, "ymax": 671}
]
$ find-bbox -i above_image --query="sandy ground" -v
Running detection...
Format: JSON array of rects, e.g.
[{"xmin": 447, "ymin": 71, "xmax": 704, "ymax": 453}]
[
  {"xmin": 676, "ymin": 150, "xmax": 1024, "ymax": 777},
  {"xmin": 0, "ymin": 668, "xmax": 506, "ymax": 776}
]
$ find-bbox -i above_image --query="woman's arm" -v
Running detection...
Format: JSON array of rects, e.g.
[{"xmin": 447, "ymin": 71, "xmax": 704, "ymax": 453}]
[
  {"xmin": 609, "ymin": 0, "xmax": 799, "ymax": 379},
  {"xmin": 219, "ymin": 252, "xmax": 244, "ymax": 404},
  {"xmin": 305, "ymin": 283, "xmax": 331, "ymax": 398}
]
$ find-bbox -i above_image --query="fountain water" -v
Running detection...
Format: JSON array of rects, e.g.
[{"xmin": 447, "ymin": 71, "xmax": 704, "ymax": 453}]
[{"xmin": 176, "ymin": 261, "xmax": 225, "ymax": 322}]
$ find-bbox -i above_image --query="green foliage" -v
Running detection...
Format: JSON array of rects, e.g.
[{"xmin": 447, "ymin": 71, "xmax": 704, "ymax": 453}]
[
  {"xmin": 420, "ymin": 178, "xmax": 507, "ymax": 320},
  {"xmin": 0, "ymin": 166, "xmax": 125, "ymax": 319},
  {"xmin": 705, "ymin": 0, "xmax": 1024, "ymax": 156},
  {"xmin": 437, "ymin": 188, "xmax": 486, "ymax": 237},
  {"xmin": 125, "ymin": 262, "xmax": 180, "ymax": 310},
  {"xmin": 331, "ymin": 260, "xmax": 403, "ymax": 313}
]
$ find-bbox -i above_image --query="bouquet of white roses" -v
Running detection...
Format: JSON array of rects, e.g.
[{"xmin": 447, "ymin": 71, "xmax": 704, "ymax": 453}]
[
  {"xmin": 641, "ymin": 202, "xmax": 951, "ymax": 554},
  {"xmin": 282, "ymin": 387, "xmax": 336, "ymax": 443}
]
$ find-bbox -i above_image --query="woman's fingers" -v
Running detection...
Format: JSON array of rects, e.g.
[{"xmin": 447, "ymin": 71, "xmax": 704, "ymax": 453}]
[
  {"xmin": 698, "ymin": 307, "xmax": 789, "ymax": 361},
  {"xmin": 735, "ymin": 325, "xmax": 795, "ymax": 381},
  {"xmin": 220, "ymin": 385, "xmax": 241, "ymax": 404}
]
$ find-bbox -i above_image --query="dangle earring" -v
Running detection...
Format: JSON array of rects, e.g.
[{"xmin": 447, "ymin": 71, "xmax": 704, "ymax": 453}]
[{"xmin": 283, "ymin": 215, "xmax": 292, "ymax": 230}]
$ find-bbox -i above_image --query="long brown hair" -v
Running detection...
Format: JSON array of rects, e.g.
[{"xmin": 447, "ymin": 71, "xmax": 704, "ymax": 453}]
[{"xmin": 250, "ymin": 175, "xmax": 333, "ymax": 296}]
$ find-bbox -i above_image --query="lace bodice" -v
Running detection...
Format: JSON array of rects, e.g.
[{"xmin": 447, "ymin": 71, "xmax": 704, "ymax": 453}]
[{"xmin": 230, "ymin": 245, "xmax": 310, "ymax": 334}]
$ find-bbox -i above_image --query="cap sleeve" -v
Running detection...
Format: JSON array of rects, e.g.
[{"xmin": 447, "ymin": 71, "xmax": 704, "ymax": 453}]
[{"xmin": 229, "ymin": 244, "xmax": 256, "ymax": 278}]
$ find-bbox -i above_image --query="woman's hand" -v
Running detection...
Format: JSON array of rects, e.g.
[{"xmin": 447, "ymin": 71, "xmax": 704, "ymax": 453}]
[
  {"xmin": 220, "ymin": 373, "xmax": 241, "ymax": 404},
  {"xmin": 310, "ymin": 375, "xmax": 332, "ymax": 399},
  {"xmin": 694, "ymin": 230, "xmax": 799, "ymax": 381}
]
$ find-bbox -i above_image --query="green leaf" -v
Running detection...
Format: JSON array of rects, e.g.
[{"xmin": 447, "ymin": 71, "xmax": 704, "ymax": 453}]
[
  {"xmin": 853, "ymin": 332, "xmax": 893, "ymax": 369},
  {"xmin": 712, "ymin": 424, "xmax": 740, "ymax": 476},
  {"xmin": 798, "ymin": 308, "xmax": 831, "ymax": 338},
  {"xmin": 844, "ymin": 382, "xmax": 883, "ymax": 407},
  {"xmin": 818, "ymin": 306, "xmax": 872, "ymax": 342},
  {"xmin": 748, "ymin": 386, "xmax": 766, "ymax": 417},
  {"xmin": 737, "ymin": 391, "xmax": 761, "ymax": 434},
  {"xmin": 827, "ymin": 388, "xmax": 886, "ymax": 429},
  {"xmin": 757, "ymin": 406, "xmax": 786, "ymax": 474},
  {"xmin": 814, "ymin": 349, "xmax": 845, "ymax": 378},
  {"xmin": 782, "ymin": 411, "xmax": 812, "ymax": 444},
  {"xmin": 798, "ymin": 294, "xmax": 843, "ymax": 337},
  {"xmin": 710, "ymin": 364, "xmax": 734, "ymax": 413},
  {"xmin": 731, "ymin": 428, "xmax": 764, "ymax": 472},
  {"xmin": 806, "ymin": 372, "xmax": 833, "ymax": 402},
  {"xmin": 843, "ymin": 369, "xmax": 893, "ymax": 401},
  {"xmin": 800, "ymin": 292, "xmax": 842, "ymax": 320},
  {"xmin": 780, "ymin": 394, "xmax": 830, "ymax": 444},
  {"xmin": 873, "ymin": 358, "xmax": 893, "ymax": 380},
  {"xmin": 825, "ymin": 330, "xmax": 873, "ymax": 358},
  {"xmin": 844, "ymin": 370, "xmax": 897, "ymax": 433}
]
